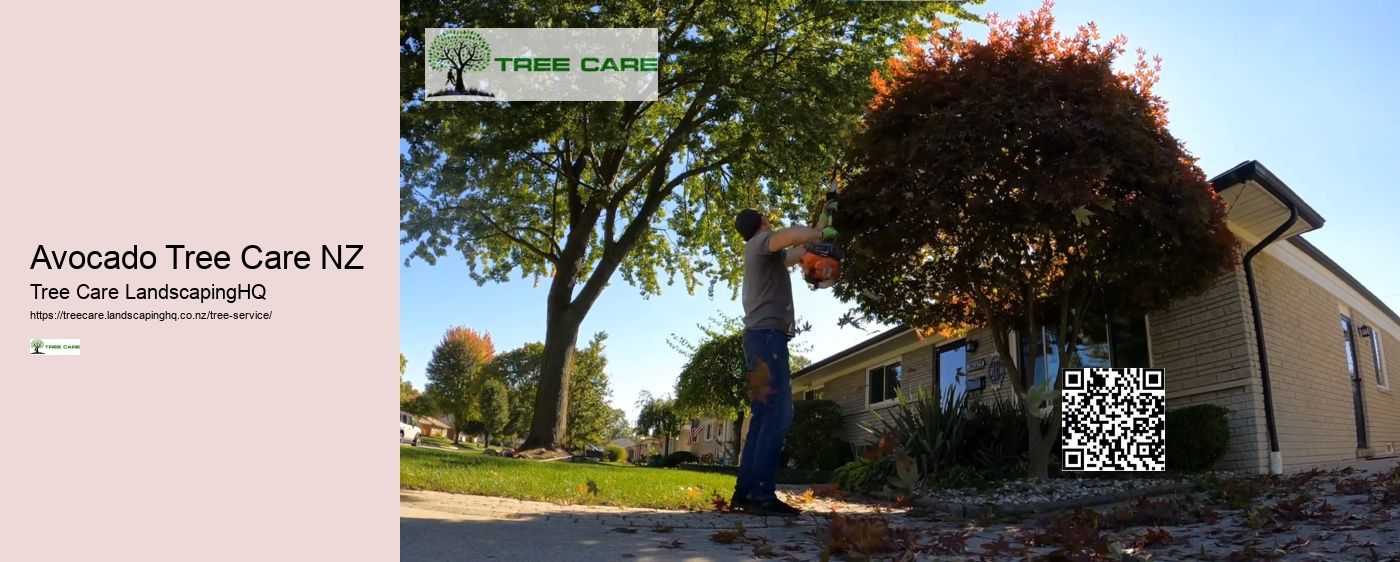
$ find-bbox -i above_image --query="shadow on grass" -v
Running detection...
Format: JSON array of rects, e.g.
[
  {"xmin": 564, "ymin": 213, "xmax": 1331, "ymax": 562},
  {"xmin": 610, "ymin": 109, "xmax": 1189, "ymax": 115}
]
[{"xmin": 426, "ymin": 87, "xmax": 496, "ymax": 98}]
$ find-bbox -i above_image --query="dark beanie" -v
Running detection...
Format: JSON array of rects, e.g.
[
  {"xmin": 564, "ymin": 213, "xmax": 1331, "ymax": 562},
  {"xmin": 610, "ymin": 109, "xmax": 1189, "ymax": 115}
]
[{"xmin": 734, "ymin": 209, "xmax": 763, "ymax": 241}]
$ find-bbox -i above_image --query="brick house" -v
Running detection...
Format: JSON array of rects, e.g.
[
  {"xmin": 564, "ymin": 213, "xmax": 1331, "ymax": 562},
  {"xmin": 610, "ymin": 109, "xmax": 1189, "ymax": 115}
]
[{"xmin": 788, "ymin": 161, "xmax": 1399, "ymax": 475}]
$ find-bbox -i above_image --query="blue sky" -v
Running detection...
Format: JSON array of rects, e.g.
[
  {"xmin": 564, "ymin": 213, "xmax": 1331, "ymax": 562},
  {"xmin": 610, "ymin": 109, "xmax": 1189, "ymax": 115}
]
[{"xmin": 400, "ymin": 0, "xmax": 1400, "ymax": 424}]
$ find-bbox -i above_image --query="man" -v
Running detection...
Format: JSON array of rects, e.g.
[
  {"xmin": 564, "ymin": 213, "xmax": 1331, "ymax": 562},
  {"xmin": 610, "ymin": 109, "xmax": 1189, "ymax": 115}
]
[{"xmin": 729, "ymin": 208, "xmax": 837, "ymax": 516}]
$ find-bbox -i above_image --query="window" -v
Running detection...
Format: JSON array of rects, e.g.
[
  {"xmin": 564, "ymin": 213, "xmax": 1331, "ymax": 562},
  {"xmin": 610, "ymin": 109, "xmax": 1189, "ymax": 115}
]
[
  {"xmin": 802, "ymin": 389, "xmax": 823, "ymax": 401},
  {"xmin": 1365, "ymin": 327, "xmax": 1389, "ymax": 388},
  {"xmin": 705, "ymin": 423, "xmax": 712, "ymax": 441},
  {"xmin": 867, "ymin": 361, "xmax": 901, "ymax": 404},
  {"xmin": 1019, "ymin": 311, "xmax": 1147, "ymax": 389},
  {"xmin": 1343, "ymin": 315, "xmax": 1359, "ymax": 379}
]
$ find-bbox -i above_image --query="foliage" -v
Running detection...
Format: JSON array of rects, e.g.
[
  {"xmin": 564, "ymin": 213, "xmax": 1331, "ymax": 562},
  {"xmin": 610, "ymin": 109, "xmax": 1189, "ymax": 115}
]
[
  {"xmin": 401, "ymin": 0, "xmax": 984, "ymax": 450},
  {"xmin": 836, "ymin": 2, "xmax": 1238, "ymax": 478},
  {"xmin": 863, "ymin": 385, "xmax": 970, "ymax": 486},
  {"xmin": 833, "ymin": 457, "xmax": 894, "ymax": 493},
  {"xmin": 959, "ymin": 394, "xmax": 1031, "ymax": 480},
  {"xmin": 400, "ymin": 352, "xmax": 408, "ymax": 375},
  {"xmin": 565, "ymin": 332, "xmax": 617, "ymax": 448},
  {"xmin": 401, "ymin": 392, "xmax": 436, "ymax": 418},
  {"xmin": 481, "ymin": 342, "xmax": 543, "ymax": 438},
  {"xmin": 603, "ymin": 407, "xmax": 633, "ymax": 442},
  {"xmin": 479, "ymin": 379, "xmax": 510, "ymax": 446},
  {"xmin": 1165, "ymin": 404, "xmax": 1230, "ymax": 472},
  {"xmin": 635, "ymin": 392, "xmax": 683, "ymax": 454},
  {"xmin": 605, "ymin": 444, "xmax": 627, "ymax": 463},
  {"xmin": 782, "ymin": 399, "xmax": 847, "ymax": 470},
  {"xmin": 425, "ymin": 326, "xmax": 497, "ymax": 437},
  {"xmin": 661, "ymin": 451, "xmax": 699, "ymax": 468}
]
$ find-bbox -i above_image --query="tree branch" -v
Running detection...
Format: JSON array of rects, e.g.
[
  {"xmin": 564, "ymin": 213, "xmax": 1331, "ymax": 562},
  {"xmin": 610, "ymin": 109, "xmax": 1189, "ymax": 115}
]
[{"xmin": 443, "ymin": 205, "xmax": 561, "ymax": 264}]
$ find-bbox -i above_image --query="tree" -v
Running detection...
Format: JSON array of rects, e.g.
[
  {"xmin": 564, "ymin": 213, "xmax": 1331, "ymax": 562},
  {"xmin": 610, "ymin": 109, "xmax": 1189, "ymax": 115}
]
[
  {"xmin": 635, "ymin": 391, "xmax": 682, "ymax": 456},
  {"xmin": 480, "ymin": 379, "xmax": 511, "ymax": 446},
  {"xmin": 604, "ymin": 407, "xmax": 632, "ymax": 442},
  {"xmin": 672, "ymin": 325, "xmax": 749, "ymax": 461},
  {"xmin": 401, "ymin": 0, "xmax": 984, "ymax": 450},
  {"xmin": 425, "ymin": 29, "xmax": 493, "ymax": 96},
  {"xmin": 425, "ymin": 326, "xmax": 497, "ymax": 440},
  {"xmin": 836, "ymin": 3, "xmax": 1237, "ymax": 479},
  {"xmin": 400, "ymin": 352, "xmax": 408, "ymax": 375},
  {"xmin": 566, "ymin": 332, "xmax": 616, "ymax": 449},
  {"xmin": 481, "ymin": 343, "xmax": 544, "ymax": 439}
]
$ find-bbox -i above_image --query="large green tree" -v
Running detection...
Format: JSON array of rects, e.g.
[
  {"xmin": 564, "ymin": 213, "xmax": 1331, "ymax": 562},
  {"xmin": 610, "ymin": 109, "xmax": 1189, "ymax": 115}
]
[
  {"xmin": 401, "ymin": 0, "xmax": 983, "ymax": 450},
  {"xmin": 479, "ymin": 379, "xmax": 511, "ymax": 446},
  {"xmin": 837, "ymin": 5, "xmax": 1237, "ymax": 478},
  {"xmin": 672, "ymin": 324, "xmax": 749, "ymax": 461},
  {"xmin": 481, "ymin": 343, "xmax": 544, "ymax": 439},
  {"xmin": 635, "ymin": 391, "xmax": 683, "ymax": 456},
  {"xmin": 425, "ymin": 326, "xmax": 497, "ymax": 439},
  {"xmin": 566, "ymin": 332, "xmax": 617, "ymax": 449}
]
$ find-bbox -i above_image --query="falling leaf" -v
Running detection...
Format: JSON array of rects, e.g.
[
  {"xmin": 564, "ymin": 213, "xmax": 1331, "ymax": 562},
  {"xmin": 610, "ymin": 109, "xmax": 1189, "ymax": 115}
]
[
  {"xmin": 1071, "ymin": 205, "xmax": 1095, "ymax": 225},
  {"xmin": 747, "ymin": 359, "xmax": 776, "ymax": 403},
  {"xmin": 587, "ymin": 479, "xmax": 599, "ymax": 496}
]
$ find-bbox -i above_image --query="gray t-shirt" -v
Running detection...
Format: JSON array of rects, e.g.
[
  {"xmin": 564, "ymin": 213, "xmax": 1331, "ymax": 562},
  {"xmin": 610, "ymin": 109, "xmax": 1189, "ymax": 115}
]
[{"xmin": 742, "ymin": 230, "xmax": 795, "ymax": 336}]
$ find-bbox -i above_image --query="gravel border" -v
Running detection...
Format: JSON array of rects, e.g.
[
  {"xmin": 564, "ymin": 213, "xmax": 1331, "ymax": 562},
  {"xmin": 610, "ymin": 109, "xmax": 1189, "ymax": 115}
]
[{"xmin": 913, "ymin": 479, "xmax": 1206, "ymax": 518}]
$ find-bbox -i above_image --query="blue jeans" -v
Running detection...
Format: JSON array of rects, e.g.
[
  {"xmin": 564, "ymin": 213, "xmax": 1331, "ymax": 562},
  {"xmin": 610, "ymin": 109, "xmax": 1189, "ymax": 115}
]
[{"xmin": 734, "ymin": 329, "xmax": 794, "ymax": 502}]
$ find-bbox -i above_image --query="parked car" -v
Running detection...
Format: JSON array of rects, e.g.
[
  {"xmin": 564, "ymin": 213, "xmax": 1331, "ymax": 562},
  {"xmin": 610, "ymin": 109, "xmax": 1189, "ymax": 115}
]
[{"xmin": 400, "ymin": 411, "xmax": 422, "ymax": 446}]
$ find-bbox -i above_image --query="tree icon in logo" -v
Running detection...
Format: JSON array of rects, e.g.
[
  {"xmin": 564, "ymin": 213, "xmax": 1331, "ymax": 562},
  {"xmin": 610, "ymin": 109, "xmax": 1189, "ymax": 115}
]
[
  {"xmin": 427, "ymin": 29, "xmax": 495, "ymax": 97},
  {"xmin": 31, "ymin": 339, "xmax": 44, "ymax": 354}
]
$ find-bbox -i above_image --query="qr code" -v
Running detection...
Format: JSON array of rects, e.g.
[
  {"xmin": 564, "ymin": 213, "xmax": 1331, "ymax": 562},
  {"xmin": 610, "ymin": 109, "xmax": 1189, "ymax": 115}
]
[{"xmin": 1061, "ymin": 368, "xmax": 1166, "ymax": 471}]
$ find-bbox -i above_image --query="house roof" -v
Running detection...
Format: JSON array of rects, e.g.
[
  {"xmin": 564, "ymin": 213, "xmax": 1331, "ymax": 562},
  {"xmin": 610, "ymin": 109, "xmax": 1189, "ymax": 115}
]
[
  {"xmin": 792, "ymin": 325, "xmax": 912, "ymax": 380},
  {"xmin": 1288, "ymin": 235, "xmax": 1400, "ymax": 328},
  {"xmin": 415, "ymin": 416, "xmax": 450, "ymax": 429},
  {"xmin": 1210, "ymin": 160, "xmax": 1325, "ymax": 242}
]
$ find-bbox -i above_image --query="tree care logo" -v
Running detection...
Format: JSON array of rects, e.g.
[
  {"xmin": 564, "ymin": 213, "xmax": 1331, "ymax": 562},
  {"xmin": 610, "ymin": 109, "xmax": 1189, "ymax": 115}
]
[
  {"xmin": 30, "ymin": 338, "xmax": 80, "ymax": 355},
  {"xmin": 427, "ymin": 29, "xmax": 495, "ymax": 98},
  {"xmin": 423, "ymin": 28, "xmax": 659, "ymax": 102}
]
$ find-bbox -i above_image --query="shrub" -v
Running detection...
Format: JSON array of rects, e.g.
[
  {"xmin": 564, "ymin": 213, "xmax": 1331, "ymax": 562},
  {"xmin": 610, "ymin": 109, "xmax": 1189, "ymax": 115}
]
[
  {"xmin": 1166, "ymin": 404, "xmax": 1230, "ymax": 472},
  {"xmin": 782, "ymin": 399, "xmax": 846, "ymax": 470},
  {"xmin": 605, "ymin": 444, "xmax": 627, "ymax": 463},
  {"xmin": 833, "ymin": 457, "xmax": 894, "ymax": 492},
  {"xmin": 817, "ymin": 439, "xmax": 855, "ymax": 471},
  {"xmin": 862, "ymin": 385, "xmax": 969, "ymax": 485},
  {"xmin": 660, "ymin": 451, "xmax": 699, "ymax": 468},
  {"xmin": 960, "ymin": 394, "xmax": 1030, "ymax": 480}
]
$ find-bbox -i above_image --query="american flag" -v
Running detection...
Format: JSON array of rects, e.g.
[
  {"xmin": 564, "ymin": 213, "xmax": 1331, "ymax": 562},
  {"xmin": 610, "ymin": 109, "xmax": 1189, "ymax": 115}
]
[{"xmin": 688, "ymin": 424, "xmax": 704, "ymax": 445}]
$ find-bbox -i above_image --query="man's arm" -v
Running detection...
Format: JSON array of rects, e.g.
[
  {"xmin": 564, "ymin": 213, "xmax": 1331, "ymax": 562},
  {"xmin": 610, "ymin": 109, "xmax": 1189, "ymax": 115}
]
[
  {"xmin": 783, "ymin": 245, "xmax": 807, "ymax": 267},
  {"xmin": 766, "ymin": 226, "xmax": 824, "ymax": 253}
]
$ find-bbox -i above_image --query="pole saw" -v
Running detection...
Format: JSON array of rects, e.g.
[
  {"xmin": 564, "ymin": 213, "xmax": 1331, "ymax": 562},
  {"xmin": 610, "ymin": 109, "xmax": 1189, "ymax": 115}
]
[{"xmin": 800, "ymin": 165, "xmax": 844, "ymax": 290}]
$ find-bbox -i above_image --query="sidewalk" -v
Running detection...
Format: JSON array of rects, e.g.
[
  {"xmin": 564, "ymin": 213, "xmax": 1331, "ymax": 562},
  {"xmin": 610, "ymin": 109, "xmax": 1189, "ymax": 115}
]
[
  {"xmin": 401, "ymin": 490, "xmax": 825, "ymax": 562},
  {"xmin": 402, "ymin": 458, "xmax": 1400, "ymax": 561}
]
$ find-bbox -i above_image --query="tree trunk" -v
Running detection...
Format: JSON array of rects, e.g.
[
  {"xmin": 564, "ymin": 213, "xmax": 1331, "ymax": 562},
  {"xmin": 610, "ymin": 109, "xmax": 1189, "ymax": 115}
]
[
  {"xmin": 452, "ymin": 66, "xmax": 466, "ymax": 94},
  {"xmin": 521, "ymin": 310, "xmax": 582, "ymax": 450},
  {"xmin": 1027, "ymin": 414, "xmax": 1053, "ymax": 480}
]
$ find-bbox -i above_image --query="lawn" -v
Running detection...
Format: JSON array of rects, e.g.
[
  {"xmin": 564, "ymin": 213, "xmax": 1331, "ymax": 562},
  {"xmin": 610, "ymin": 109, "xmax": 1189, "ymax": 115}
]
[{"xmin": 401, "ymin": 446, "xmax": 737, "ymax": 510}]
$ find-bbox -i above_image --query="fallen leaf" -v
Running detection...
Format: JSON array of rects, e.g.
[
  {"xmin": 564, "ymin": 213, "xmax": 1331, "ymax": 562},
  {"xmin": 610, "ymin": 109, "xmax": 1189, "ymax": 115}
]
[
  {"xmin": 653, "ymin": 524, "xmax": 674, "ymax": 533},
  {"xmin": 612, "ymin": 527, "xmax": 638, "ymax": 534},
  {"xmin": 657, "ymin": 539, "xmax": 685, "ymax": 549}
]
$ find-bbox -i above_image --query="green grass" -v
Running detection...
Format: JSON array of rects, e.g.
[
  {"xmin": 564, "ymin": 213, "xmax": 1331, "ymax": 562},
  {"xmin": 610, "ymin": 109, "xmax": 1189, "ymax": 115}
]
[{"xmin": 401, "ymin": 446, "xmax": 737, "ymax": 510}]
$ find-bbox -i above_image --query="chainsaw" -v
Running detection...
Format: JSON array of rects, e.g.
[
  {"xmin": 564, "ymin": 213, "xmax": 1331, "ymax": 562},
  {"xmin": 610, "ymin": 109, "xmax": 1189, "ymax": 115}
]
[{"xmin": 800, "ymin": 168, "xmax": 843, "ymax": 290}]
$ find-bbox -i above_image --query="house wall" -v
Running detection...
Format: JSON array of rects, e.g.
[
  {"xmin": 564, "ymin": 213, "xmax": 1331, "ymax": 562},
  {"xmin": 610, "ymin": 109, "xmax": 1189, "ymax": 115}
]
[
  {"xmin": 1358, "ymin": 314, "xmax": 1400, "ymax": 457},
  {"xmin": 1247, "ymin": 248, "xmax": 1400, "ymax": 470},
  {"xmin": 1148, "ymin": 262, "xmax": 1269, "ymax": 474}
]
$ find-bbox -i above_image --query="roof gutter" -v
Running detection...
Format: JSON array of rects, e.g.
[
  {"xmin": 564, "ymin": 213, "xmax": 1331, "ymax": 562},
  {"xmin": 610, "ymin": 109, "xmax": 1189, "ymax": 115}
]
[{"xmin": 1242, "ymin": 195, "xmax": 1297, "ymax": 475}]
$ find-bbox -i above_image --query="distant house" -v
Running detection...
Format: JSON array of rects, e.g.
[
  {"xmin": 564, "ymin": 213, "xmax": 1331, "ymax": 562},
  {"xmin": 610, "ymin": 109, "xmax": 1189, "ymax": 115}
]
[
  {"xmin": 416, "ymin": 416, "xmax": 451, "ymax": 438},
  {"xmin": 790, "ymin": 161, "xmax": 1399, "ymax": 475},
  {"xmin": 682, "ymin": 417, "xmax": 742, "ymax": 465}
]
